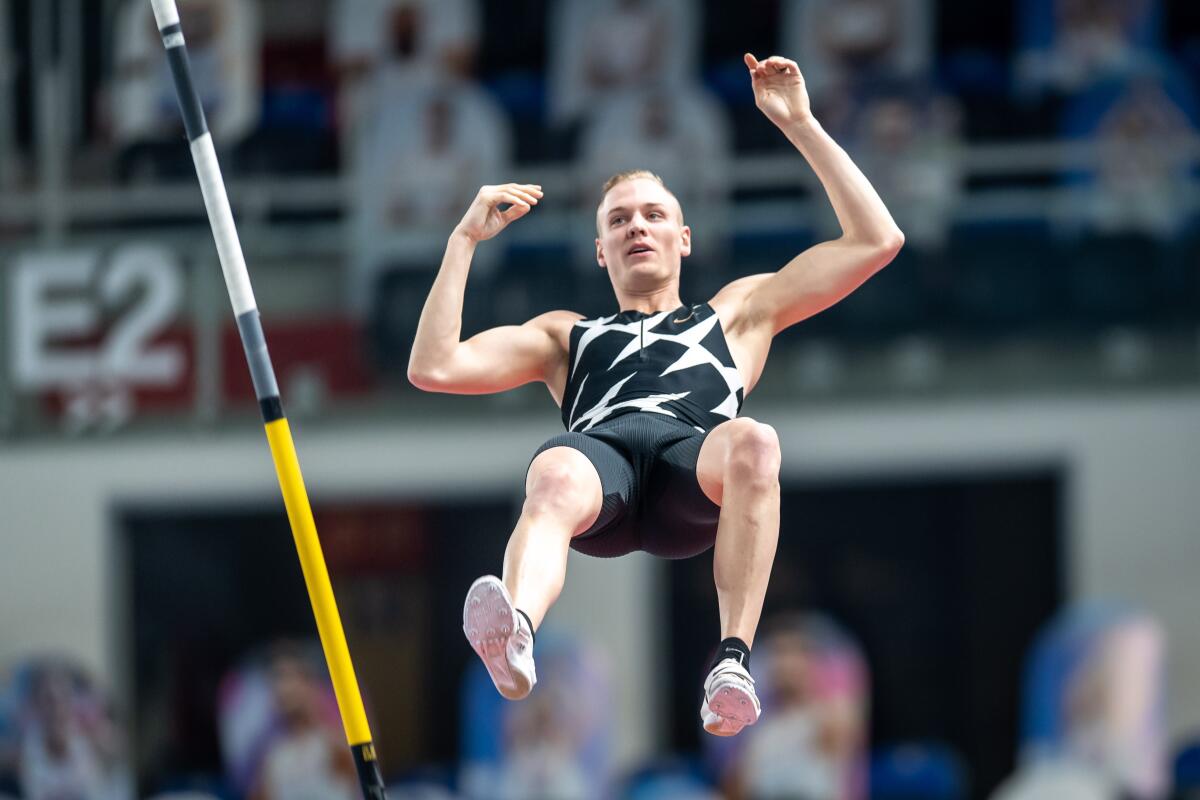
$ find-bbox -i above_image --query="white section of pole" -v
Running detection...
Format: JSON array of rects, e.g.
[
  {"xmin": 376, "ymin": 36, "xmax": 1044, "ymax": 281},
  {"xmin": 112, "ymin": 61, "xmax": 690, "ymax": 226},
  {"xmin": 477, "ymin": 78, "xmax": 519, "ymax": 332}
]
[
  {"xmin": 189, "ymin": 133, "xmax": 258, "ymax": 316},
  {"xmin": 149, "ymin": 0, "xmax": 180, "ymax": 28}
]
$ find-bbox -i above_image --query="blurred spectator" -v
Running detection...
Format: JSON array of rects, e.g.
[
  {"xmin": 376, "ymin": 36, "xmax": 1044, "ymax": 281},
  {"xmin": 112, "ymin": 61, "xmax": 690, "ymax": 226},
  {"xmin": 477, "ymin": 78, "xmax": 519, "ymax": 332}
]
[
  {"xmin": 459, "ymin": 631, "xmax": 612, "ymax": 800},
  {"xmin": 548, "ymin": 0, "xmax": 699, "ymax": 129},
  {"xmin": 106, "ymin": 0, "xmax": 259, "ymax": 181},
  {"xmin": 218, "ymin": 641, "xmax": 355, "ymax": 800},
  {"xmin": 799, "ymin": 86, "xmax": 960, "ymax": 335},
  {"xmin": 1060, "ymin": 77, "xmax": 1199, "ymax": 239},
  {"xmin": 0, "ymin": 658, "xmax": 130, "ymax": 800},
  {"xmin": 576, "ymin": 83, "xmax": 732, "ymax": 282},
  {"xmin": 351, "ymin": 82, "xmax": 511, "ymax": 313},
  {"xmin": 991, "ymin": 605, "xmax": 1168, "ymax": 800},
  {"xmin": 845, "ymin": 88, "xmax": 964, "ymax": 251},
  {"xmin": 781, "ymin": 0, "xmax": 933, "ymax": 109},
  {"xmin": 1016, "ymin": 0, "xmax": 1163, "ymax": 97},
  {"xmin": 495, "ymin": 682, "xmax": 591, "ymax": 798},
  {"xmin": 710, "ymin": 613, "xmax": 869, "ymax": 800},
  {"xmin": 330, "ymin": 0, "xmax": 480, "ymax": 157}
]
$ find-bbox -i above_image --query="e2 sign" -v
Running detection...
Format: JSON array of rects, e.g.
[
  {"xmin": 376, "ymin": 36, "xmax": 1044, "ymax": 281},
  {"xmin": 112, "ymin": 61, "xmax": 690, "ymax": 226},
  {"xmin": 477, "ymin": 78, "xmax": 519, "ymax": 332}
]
[{"xmin": 10, "ymin": 244, "xmax": 186, "ymax": 392}]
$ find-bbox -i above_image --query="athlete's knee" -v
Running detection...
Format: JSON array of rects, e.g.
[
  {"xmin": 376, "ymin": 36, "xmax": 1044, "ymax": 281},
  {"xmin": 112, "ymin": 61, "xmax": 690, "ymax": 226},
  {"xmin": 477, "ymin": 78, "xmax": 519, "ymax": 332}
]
[
  {"xmin": 524, "ymin": 447, "xmax": 602, "ymax": 519},
  {"xmin": 724, "ymin": 420, "xmax": 781, "ymax": 488}
]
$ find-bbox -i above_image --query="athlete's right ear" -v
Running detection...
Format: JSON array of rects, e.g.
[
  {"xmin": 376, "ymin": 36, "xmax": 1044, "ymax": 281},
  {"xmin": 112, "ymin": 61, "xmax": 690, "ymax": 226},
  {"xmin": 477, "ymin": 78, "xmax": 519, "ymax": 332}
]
[{"xmin": 596, "ymin": 239, "xmax": 607, "ymax": 269}]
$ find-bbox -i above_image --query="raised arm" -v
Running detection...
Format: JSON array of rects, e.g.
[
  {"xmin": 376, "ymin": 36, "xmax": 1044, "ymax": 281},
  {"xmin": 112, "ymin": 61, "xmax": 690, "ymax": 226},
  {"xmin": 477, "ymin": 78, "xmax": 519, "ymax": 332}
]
[
  {"xmin": 729, "ymin": 54, "xmax": 905, "ymax": 336},
  {"xmin": 407, "ymin": 183, "xmax": 576, "ymax": 395}
]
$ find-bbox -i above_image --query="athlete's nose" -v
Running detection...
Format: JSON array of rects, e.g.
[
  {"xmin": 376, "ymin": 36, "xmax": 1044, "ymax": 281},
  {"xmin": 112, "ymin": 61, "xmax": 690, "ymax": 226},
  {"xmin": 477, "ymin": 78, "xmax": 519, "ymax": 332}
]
[{"xmin": 626, "ymin": 214, "xmax": 648, "ymax": 237}]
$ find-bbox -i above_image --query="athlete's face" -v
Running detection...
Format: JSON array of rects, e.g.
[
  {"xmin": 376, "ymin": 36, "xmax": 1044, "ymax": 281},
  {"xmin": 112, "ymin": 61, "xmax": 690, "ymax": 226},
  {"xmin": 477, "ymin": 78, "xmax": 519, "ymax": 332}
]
[{"xmin": 595, "ymin": 178, "xmax": 691, "ymax": 287}]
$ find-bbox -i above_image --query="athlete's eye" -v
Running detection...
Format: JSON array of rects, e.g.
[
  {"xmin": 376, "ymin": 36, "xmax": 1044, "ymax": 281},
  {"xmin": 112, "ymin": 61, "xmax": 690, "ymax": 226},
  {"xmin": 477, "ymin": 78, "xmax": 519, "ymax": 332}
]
[
  {"xmin": 609, "ymin": 216, "xmax": 625, "ymax": 226},
  {"xmin": 648, "ymin": 211, "xmax": 664, "ymax": 220}
]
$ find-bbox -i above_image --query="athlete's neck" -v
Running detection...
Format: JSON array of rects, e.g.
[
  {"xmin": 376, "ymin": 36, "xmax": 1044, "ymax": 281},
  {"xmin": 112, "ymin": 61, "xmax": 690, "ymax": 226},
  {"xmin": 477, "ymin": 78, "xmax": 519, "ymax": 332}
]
[{"xmin": 615, "ymin": 287, "xmax": 683, "ymax": 315}]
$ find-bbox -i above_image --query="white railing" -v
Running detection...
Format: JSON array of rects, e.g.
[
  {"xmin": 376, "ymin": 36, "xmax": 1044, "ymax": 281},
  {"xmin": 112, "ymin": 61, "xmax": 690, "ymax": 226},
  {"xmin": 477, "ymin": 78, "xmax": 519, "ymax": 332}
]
[{"xmin": 3, "ymin": 139, "xmax": 1200, "ymax": 240}]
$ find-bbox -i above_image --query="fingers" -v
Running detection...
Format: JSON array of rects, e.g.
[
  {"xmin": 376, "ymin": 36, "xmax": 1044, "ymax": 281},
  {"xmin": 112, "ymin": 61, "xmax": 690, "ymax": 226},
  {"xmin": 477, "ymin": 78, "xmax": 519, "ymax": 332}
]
[
  {"xmin": 505, "ymin": 183, "xmax": 543, "ymax": 205},
  {"xmin": 499, "ymin": 191, "xmax": 534, "ymax": 212},
  {"xmin": 501, "ymin": 203, "xmax": 532, "ymax": 223},
  {"xmin": 486, "ymin": 183, "xmax": 542, "ymax": 208},
  {"xmin": 745, "ymin": 54, "xmax": 800, "ymax": 80},
  {"xmin": 510, "ymin": 186, "xmax": 541, "ymax": 206}
]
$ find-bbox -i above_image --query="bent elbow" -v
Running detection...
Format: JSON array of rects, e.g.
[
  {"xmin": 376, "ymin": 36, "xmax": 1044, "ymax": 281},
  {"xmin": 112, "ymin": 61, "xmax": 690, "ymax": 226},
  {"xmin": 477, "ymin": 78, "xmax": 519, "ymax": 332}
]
[
  {"xmin": 881, "ymin": 227, "xmax": 905, "ymax": 256},
  {"xmin": 407, "ymin": 366, "xmax": 443, "ymax": 393},
  {"xmin": 873, "ymin": 227, "xmax": 905, "ymax": 266}
]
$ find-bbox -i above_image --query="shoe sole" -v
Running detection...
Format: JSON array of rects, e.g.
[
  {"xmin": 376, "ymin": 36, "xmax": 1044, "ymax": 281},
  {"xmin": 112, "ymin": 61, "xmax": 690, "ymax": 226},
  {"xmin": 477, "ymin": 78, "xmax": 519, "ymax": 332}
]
[
  {"xmin": 705, "ymin": 682, "xmax": 760, "ymax": 734},
  {"xmin": 462, "ymin": 576, "xmax": 531, "ymax": 701}
]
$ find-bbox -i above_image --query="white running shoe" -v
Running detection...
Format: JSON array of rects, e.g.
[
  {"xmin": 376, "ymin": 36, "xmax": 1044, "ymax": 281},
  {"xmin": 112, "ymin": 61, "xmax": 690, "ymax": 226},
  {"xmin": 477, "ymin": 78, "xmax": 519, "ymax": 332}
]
[
  {"xmin": 462, "ymin": 575, "xmax": 536, "ymax": 700},
  {"xmin": 700, "ymin": 657, "xmax": 761, "ymax": 736}
]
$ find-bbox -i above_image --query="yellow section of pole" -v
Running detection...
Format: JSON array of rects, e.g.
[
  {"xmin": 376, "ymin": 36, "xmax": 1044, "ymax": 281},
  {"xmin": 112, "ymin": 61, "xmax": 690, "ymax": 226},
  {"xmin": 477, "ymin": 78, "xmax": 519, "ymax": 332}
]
[{"xmin": 263, "ymin": 417, "xmax": 373, "ymax": 746}]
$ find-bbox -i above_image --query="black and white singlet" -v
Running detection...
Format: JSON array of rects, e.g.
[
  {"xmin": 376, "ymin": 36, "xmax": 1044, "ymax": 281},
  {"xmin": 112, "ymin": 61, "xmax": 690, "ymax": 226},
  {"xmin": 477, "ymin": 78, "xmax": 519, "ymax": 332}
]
[
  {"xmin": 560, "ymin": 302, "xmax": 745, "ymax": 434},
  {"xmin": 531, "ymin": 302, "xmax": 748, "ymax": 560}
]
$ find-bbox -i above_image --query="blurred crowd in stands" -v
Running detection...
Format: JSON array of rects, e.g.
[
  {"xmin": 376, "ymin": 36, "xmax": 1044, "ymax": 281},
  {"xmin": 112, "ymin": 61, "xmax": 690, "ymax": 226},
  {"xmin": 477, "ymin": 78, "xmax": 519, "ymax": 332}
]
[
  {"xmin": 0, "ymin": 603, "xmax": 1191, "ymax": 799},
  {"xmin": 2, "ymin": 0, "xmax": 1198, "ymax": 373},
  {"xmin": 1, "ymin": 2, "xmax": 1198, "ymax": 796}
]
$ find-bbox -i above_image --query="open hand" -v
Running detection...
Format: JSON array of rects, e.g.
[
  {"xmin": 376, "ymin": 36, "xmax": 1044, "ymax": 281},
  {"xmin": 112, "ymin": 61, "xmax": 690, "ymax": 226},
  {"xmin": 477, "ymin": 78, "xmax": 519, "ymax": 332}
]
[
  {"xmin": 744, "ymin": 53, "xmax": 812, "ymax": 129},
  {"xmin": 454, "ymin": 183, "xmax": 543, "ymax": 243}
]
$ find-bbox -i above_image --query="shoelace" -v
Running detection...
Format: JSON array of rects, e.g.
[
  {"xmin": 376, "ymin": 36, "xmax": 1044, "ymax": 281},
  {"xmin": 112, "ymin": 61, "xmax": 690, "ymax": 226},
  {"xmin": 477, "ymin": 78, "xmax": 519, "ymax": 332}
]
[
  {"xmin": 510, "ymin": 622, "xmax": 533, "ymax": 655},
  {"xmin": 711, "ymin": 659, "xmax": 753, "ymax": 679},
  {"xmin": 706, "ymin": 660, "xmax": 755, "ymax": 693}
]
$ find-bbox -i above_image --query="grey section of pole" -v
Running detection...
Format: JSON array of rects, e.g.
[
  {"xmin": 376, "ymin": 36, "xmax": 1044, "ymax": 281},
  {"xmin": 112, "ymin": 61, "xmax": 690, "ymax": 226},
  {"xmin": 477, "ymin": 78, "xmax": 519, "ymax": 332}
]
[{"xmin": 235, "ymin": 310, "xmax": 282, "ymax": 403}]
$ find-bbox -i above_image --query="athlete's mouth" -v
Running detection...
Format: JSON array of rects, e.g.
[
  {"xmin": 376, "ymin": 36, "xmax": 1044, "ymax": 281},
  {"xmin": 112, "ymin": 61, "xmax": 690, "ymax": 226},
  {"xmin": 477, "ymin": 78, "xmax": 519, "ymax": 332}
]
[{"xmin": 627, "ymin": 242, "xmax": 655, "ymax": 256}]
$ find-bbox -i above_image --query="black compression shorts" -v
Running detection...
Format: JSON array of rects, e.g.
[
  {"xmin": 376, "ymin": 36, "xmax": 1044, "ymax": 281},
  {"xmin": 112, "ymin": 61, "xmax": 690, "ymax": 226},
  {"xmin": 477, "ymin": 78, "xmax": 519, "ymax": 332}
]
[{"xmin": 529, "ymin": 413, "xmax": 722, "ymax": 559}]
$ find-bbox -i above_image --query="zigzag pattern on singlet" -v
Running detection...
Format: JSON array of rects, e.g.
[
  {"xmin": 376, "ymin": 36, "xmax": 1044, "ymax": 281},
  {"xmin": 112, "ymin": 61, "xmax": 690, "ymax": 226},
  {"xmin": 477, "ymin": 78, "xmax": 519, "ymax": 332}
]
[{"xmin": 560, "ymin": 303, "xmax": 745, "ymax": 433}]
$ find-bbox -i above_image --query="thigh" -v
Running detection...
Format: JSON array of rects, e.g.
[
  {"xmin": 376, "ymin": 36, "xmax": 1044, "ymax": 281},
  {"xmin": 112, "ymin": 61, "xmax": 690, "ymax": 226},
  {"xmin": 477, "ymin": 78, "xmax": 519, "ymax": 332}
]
[
  {"xmin": 529, "ymin": 432, "xmax": 640, "ymax": 557},
  {"xmin": 694, "ymin": 417, "xmax": 767, "ymax": 506},
  {"xmin": 525, "ymin": 446, "xmax": 605, "ymax": 535},
  {"xmin": 642, "ymin": 428, "xmax": 723, "ymax": 560}
]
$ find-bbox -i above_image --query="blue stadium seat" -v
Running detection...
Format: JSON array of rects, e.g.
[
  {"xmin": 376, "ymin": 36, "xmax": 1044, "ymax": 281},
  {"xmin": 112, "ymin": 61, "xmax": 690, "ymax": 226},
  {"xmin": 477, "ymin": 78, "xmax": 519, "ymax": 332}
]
[
  {"xmin": 482, "ymin": 71, "xmax": 547, "ymax": 120},
  {"xmin": 869, "ymin": 742, "xmax": 969, "ymax": 800},
  {"xmin": 617, "ymin": 756, "xmax": 716, "ymax": 800},
  {"xmin": 1174, "ymin": 738, "xmax": 1200, "ymax": 794}
]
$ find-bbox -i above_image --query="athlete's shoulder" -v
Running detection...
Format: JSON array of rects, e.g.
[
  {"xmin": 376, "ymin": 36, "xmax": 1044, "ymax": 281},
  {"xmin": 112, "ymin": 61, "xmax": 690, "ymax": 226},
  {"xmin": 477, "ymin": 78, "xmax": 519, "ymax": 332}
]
[
  {"xmin": 708, "ymin": 274, "xmax": 772, "ymax": 307},
  {"xmin": 708, "ymin": 274, "xmax": 774, "ymax": 334},
  {"xmin": 528, "ymin": 310, "xmax": 586, "ymax": 350},
  {"xmin": 529, "ymin": 309, "xmax": 586, "ymax": 329}
]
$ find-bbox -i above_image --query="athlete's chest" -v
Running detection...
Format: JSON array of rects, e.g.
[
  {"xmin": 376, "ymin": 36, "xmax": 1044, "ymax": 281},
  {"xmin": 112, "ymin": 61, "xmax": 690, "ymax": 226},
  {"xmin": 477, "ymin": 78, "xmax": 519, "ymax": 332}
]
[{"xmin": 569, "ymin": 305, "xmax": 737, "ymax": 381}]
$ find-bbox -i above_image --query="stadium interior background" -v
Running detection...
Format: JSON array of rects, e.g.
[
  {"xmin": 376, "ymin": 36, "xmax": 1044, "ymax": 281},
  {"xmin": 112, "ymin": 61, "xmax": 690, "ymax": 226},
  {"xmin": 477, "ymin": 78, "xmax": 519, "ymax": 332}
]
[{"xmin": 0, "ymin": 1, "xmax": 1199, "ymax": 798}]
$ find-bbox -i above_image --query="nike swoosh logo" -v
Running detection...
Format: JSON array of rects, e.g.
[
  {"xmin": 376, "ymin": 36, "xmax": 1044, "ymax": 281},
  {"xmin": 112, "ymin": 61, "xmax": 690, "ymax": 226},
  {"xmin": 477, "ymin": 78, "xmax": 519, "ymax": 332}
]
[{"xmin": 673, "ymin": 311, "xmax": 696, "ymax": 324}]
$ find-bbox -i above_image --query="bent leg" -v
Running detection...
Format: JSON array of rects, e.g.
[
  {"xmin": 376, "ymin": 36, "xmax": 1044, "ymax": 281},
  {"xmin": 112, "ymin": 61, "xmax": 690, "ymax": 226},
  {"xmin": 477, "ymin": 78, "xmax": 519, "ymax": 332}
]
[
  {"xmin": 695, "ymin": 418, "xmax": 782, "ymax": 648},
  {"xmin": 503, "ymin": 445, "xmax": 604, "ymax": 630}
]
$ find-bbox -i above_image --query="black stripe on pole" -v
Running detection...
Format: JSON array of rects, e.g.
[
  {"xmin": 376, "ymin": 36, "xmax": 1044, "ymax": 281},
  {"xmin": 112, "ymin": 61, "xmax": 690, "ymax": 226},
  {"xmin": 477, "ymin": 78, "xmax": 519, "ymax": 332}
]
[
  {"xmin": 162, "ymin": 35, "xmax": 209, "ymax": 141},
  {"xmin": 352, "ymin": 743, "xmax": 387, "ymax": 800},
  {"xmin": 259, "ymin": 396, "xmax": 284, "ymax": 423}
]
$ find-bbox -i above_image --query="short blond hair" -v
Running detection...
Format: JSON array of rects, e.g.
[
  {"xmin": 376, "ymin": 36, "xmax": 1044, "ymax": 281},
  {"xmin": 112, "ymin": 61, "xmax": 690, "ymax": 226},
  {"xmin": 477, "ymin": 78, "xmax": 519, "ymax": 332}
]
[
  {"xmin": 601, "ymin": 169, "xmax": 667, "ymax": 197},
  {"xmin": 596, "ymin": 170, "xmax": 684, "ymax": 231}
]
